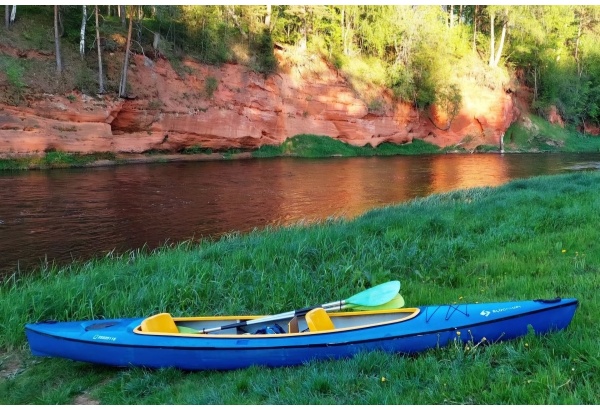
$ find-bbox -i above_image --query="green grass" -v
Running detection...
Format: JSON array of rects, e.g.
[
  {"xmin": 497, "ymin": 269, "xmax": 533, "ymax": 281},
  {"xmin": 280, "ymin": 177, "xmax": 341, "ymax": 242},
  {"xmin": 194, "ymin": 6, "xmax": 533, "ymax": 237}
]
[
  {"xmin": 0, "ymin": 152, "xmax": 117, "ymax": 170},
  {"xmin": 252, "ymin": 134, "xmax": 441, "ymax": 158},
  {"xmin": 504, "ymin": 115, "xmax": 600, "ymax": 153},
  {"xmin": 1, "ymin": 170, "xmax": 599, "ymax": 404}
]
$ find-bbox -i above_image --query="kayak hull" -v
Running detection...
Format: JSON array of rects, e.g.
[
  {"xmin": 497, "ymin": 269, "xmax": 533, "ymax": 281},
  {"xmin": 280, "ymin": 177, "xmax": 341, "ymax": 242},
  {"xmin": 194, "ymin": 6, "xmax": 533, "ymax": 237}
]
[{"xmin": 25, "ymin": 298, "xmax": 578, "ymax": 371}]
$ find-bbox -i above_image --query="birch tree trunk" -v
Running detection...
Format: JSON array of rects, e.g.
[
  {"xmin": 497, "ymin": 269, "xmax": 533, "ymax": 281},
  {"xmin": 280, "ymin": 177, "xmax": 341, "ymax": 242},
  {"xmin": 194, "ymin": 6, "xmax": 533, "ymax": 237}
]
[
  {"xmin": 80, "ymin": 5, "xmax": 86, "ymax": 59},
  {"xmin": 54, "ymin": 5, "xmax": 62, "ymax": 74},
  {"xmin": 119, "ymin": 9, "xmax": 133, "ymax": 97},
  {"xmin": 299, "ymin": 6, "xmax": 307, "ymax": 50},
  {"xmin": 265, "ymin": 4, "xmax": 271, "ymax": 30},
  {"xmin": 10, "ymin": 5, "xmax": 15, "ymax": 23},
  {"xmin": 95, "ymin": 5, "xmax": 105, "ymax": 93},
  {"xmin": 493, "ymin": 21, "xmax": 507, "ymax": 67}
]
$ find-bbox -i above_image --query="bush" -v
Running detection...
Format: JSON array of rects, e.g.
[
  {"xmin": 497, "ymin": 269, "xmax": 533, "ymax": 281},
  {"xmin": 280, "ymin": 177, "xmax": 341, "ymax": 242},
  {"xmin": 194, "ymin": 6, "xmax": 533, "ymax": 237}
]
[{"xmin": 252, "ymin": 28, "xmax": 277, "ymax": 74}]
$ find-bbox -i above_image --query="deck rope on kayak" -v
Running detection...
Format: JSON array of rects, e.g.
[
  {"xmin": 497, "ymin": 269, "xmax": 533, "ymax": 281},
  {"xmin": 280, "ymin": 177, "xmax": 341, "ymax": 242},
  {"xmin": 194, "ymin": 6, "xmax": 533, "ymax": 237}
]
[{"xmin": 424, "ymin": 303, "xmax": 470, "ymax": 323}]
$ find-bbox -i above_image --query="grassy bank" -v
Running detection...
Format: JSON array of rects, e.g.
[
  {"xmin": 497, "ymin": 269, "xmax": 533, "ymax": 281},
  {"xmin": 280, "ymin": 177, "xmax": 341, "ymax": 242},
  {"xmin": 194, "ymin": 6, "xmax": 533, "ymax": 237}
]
[
  {"xmin": 252, "ymin": 134, "xmax": 441, "ymax": 158},
  {"xmin": 1, "ymin": 170, "xmax": 599, "ymax": 404},
  {"xmin": 0, "ymin": 151, "xmax": 118, "ymax": 170},
  {"xmin": 504, "ymin": 115, "xmax": 600, "ymax": 153}
]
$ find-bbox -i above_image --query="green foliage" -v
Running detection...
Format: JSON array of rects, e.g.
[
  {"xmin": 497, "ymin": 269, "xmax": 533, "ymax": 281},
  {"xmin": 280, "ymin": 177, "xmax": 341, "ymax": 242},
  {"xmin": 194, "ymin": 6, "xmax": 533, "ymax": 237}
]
[
  {"xmin": 0, "ymin": 56, "xmax": 26, "ymax": 104},
  {"xmin": 252, "ymin": 28, "xmax": 277, "ymax": 74},
  {"xmin": 388, "ymin": 65, "xmax": 416, "ymax": 102},
  {"xmin": 435, "ymin": 83, "xmax": 463, "ymax": 122},
  {"xmin": 59, "ymin": 5, "xmax": 95, "ymax": 46}
]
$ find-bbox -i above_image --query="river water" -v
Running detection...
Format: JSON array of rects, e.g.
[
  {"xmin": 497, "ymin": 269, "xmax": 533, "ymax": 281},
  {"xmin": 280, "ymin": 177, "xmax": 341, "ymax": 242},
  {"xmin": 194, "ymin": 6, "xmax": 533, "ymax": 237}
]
[{"xmin": 1, "ymin": 153, "xmax": 598, "ymax": 276}]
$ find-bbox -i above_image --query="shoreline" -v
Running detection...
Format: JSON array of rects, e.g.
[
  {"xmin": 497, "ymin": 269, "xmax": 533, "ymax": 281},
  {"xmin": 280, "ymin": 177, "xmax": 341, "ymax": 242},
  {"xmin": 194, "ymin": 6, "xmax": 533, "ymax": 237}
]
[{"xmin": 0, "ymin": 148, "xmax": 582, "ymax": 171}]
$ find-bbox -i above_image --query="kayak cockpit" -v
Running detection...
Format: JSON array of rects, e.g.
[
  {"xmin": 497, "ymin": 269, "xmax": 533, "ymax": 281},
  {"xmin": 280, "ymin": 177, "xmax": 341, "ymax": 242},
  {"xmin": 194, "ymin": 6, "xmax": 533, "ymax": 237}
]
[{"xmin": 134, "ymin": 308, "xmax": 420, "ymax": 337}]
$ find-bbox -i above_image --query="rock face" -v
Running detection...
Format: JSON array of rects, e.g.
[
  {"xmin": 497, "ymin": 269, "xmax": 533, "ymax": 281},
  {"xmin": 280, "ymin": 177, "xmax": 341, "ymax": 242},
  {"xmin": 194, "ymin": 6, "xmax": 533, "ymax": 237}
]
[{"xmin": 0, "ymin": 49, "xmax": 518, "ymax": 155}]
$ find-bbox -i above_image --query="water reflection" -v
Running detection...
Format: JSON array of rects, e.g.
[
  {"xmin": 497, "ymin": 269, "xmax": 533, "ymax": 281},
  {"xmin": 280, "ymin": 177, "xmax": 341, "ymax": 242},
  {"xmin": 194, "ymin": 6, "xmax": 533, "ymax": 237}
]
[{"xmin": 1, "ymin": 153, "xmax": 598, "ymax": 276}]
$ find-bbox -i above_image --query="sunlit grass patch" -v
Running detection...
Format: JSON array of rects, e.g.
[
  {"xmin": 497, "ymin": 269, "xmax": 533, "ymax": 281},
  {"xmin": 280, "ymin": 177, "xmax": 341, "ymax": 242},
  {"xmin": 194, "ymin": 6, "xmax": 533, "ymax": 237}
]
[{"xmin": 252, "ymin": 134, "xmax": 440, "ymax": 158}]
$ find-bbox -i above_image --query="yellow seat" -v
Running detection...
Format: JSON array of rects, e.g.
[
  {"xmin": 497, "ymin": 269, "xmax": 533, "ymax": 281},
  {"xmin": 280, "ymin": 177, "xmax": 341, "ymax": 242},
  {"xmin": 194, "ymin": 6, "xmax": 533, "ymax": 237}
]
[
  {"xmin": 141, "ymin": 313, "xmax": 179, "ymax": 334},
  {"xmin": 305, "ymin": 308, "xmax": 335, "ymax": 332}
]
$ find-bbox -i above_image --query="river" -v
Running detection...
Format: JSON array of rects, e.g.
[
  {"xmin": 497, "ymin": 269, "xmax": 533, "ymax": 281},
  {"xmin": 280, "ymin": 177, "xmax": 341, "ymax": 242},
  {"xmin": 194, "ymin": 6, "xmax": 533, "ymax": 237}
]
[{"xmin": 1, "ymin": 153, "xmax": 599, "ymax": 276}]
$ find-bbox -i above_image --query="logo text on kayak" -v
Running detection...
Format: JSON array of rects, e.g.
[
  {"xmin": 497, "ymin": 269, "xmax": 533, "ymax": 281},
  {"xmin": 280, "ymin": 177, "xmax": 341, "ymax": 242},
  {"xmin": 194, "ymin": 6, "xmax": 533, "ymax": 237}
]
[{"xmin": 480, "ymin": 305, "xmax": 521, "ymax": 317}]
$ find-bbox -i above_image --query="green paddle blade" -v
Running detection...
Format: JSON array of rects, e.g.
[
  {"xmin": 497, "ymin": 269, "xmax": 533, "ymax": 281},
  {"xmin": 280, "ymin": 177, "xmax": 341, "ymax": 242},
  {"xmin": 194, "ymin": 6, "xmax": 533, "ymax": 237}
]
[
  {"xmin": 345, "ymin": 280, "xmax": 400, "ymax": 307},
  {"xmin": 347, "ymin": 294, "xmax": 405, "ymax": 311}
]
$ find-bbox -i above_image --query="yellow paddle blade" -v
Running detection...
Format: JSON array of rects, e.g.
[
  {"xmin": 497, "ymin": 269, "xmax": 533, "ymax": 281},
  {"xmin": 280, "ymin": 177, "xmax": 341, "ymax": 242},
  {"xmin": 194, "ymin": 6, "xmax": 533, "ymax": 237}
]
[{"xmin": 346, "ymin": 294, "xmax": 405, "ymax": 311}]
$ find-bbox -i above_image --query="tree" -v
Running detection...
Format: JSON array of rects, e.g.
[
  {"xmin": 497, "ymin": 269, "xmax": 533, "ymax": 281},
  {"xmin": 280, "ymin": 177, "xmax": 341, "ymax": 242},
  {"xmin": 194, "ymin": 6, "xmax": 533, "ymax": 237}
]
[
  {"xmin": 54, "ymin": 5, "xmax": 62, "ymax": 74},
  {"xmin": 488, "ymin": 7, "xmax": 508, "ymax": 67},
  {"xmin": 119, "ymin": 7, "xmax": 133, "ymax": 97},
  {"xmin": 120, "ymin": 5, "xmax": 126, "ymax": 27},
  {"xmin": 80, "ymin": 5, "xmax": 87, "ymax": 59},
  {"xmin": 225, "ymin": 5, "xmax": 247, "ymax": 39},
  {"xmin": 265, "ymin": 4, "xmax": 272, "ymax": 30},
  {"xmin": 5, "ymin": 5, "xmax": 16, "ymax": 28},
  {"xmin": 283, "ymin": 6, "xmax": 309, "ymax": 49},
  {"xmin": 95, "ymin": 5, "xmax": 105, "ymax": 94}
]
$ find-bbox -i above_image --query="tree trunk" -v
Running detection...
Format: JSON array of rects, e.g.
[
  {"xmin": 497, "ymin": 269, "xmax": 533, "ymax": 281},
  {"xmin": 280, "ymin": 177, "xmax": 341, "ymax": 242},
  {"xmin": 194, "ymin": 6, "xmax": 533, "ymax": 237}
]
[
  {"xmin": 493, "ymin": 20, "xmax": 507, "ymax": 67},
  {"xmin": 10, "ymin": 5, "xmax": 15, "ymax": 23},
  {"xmin": 5, "ymin": 5, "xmax": 9, "ymax": 29},
  {"xmin": 120, "ymin": 5, "xmax": 126, "ymax": 27},
  {"xmin": 95, "ymin": 5, "xmax": 105, "ymax": 94},
  {"xmin": 54, "ymin": 5, "xmax": 62, "ymax": 74},
  {"xmin": 489, "ymin": 12, "xmax": 495, "ymax": 66},
  {"xmin": 119, "ymin": 9, "xmax": 133, "ymax": 98},
  {"xmin": 450, "ymin": 5, "xmax": 454, "ymax": 29},
  {"xmin": 265, "ymin": 4, "xmax": 271, "ymax": 30},
  {"xmin": 299, "ymin": 6, "xmax": 307, "ymax": 50},
  {"xmin": 80, "ymin": 5, "xmax": 86, "ymax": 59}
]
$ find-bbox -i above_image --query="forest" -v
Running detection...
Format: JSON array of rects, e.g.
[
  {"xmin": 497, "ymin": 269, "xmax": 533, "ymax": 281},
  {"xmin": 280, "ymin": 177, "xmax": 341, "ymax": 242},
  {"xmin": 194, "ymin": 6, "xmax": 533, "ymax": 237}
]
[{"xmin": 3, "ymin": 5, "xmax": 600, "ymax": 130}]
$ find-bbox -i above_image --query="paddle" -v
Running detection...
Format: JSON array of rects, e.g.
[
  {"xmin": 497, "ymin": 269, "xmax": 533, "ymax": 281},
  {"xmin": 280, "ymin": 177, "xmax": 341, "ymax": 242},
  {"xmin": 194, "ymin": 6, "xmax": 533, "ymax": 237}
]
[
  {"xmin": 199, "ymin": 280, "xmax": 401, "ymax": 334},
  {"xmin": 344, "ymin": 293, "xmax": 405, "ymax": 311}
]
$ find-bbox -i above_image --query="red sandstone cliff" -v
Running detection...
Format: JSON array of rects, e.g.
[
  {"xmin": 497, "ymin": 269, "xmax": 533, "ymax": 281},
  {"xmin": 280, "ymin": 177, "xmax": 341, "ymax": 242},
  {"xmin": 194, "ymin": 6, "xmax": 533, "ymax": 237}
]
[{"xmin": 0, "ymin": 48, "xmax": 519, "ymax": 156}]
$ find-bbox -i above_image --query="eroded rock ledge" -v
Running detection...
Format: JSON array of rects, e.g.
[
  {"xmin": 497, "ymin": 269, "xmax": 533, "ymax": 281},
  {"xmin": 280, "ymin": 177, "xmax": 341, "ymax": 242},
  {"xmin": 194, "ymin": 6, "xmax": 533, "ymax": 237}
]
[{"xmin": 0, "ymin": 50, "xmax": 518, "ymax": 156}]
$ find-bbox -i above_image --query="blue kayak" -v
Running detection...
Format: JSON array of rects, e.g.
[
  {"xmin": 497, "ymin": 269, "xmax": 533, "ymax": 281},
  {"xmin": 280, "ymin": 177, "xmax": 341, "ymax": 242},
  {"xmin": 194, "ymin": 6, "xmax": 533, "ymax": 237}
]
[{"xmin": 25, "ymin": 297, "xmax": 578, "ymax": 371}]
